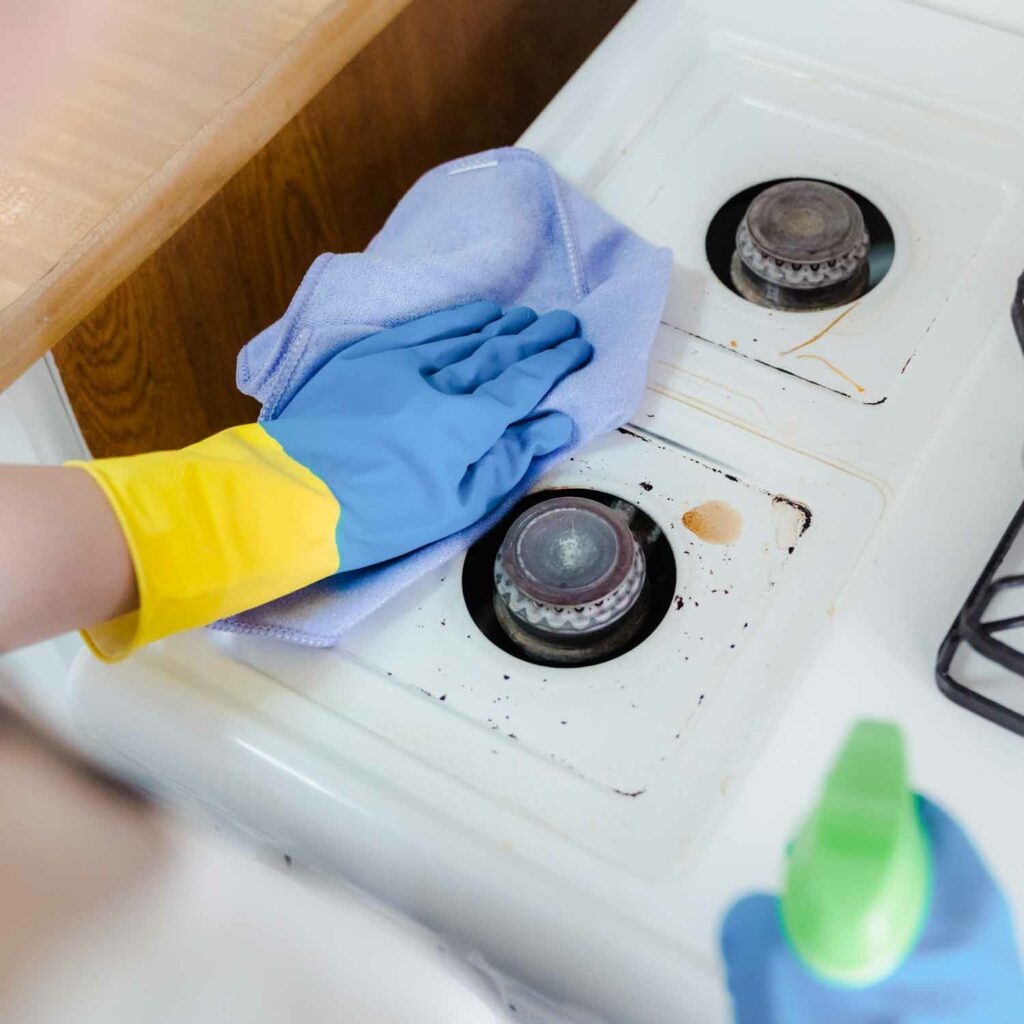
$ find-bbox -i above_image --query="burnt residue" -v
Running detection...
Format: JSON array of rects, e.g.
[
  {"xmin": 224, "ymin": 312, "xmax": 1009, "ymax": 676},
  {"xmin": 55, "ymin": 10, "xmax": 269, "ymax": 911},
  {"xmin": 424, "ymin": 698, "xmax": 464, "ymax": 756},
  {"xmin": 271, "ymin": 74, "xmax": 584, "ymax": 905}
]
[
  {"xmin": 660, "ymin": 322, "xmax": 716, "ymax": 347},
  {"xmin": 617, "ymin": 427, "xmax": 651, "ymax": 443},
  {"xmin": 755, "ymin": 357, "xmax": 851, "ymax": 399},
  {"xmin": 772, "ymin": 494, "xmax": 813, "ymax": 536},
  {"xmin": 612, "ymin": 787, "xmax": 647, "ymax": 798}
]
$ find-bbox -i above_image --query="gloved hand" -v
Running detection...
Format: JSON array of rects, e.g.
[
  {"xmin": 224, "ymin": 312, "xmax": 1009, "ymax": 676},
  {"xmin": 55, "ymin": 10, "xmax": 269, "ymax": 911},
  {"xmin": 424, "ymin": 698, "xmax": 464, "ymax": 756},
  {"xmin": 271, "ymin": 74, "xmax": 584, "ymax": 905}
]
[
  {"xmin": 73, "ymin": 301, "xmax": 591, "ymax": 660},
  {"xmin": 264, "ymin": 300, "xmax": 589, "ymax": 569},
  {"xmin": 721, "ymin": 796, "xmax": 1024, "ymax": 1023}
]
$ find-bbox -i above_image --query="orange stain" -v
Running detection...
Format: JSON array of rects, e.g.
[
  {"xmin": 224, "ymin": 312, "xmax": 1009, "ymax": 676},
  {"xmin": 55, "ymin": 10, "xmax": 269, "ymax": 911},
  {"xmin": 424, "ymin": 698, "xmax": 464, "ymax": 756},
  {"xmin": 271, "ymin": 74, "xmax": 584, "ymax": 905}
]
[
  {"xmin": 778, "ymin": 304, "xmax": 857, "ymax": 357},
  {"xmin": 795, "ymin": 353, "xmax": 866, "ymax": 393},
  {"xmin": 682, "ymin": 501, "xmax": 743, "ymax": 545}
]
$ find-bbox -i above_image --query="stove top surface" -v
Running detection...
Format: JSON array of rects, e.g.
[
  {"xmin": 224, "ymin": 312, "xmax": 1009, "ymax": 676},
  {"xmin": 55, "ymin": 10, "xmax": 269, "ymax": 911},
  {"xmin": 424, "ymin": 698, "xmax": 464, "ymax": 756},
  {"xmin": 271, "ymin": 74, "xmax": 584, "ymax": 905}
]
[{"xmin": 69, "ymin": 2, "xmax": 1024, "ymax": 1021}]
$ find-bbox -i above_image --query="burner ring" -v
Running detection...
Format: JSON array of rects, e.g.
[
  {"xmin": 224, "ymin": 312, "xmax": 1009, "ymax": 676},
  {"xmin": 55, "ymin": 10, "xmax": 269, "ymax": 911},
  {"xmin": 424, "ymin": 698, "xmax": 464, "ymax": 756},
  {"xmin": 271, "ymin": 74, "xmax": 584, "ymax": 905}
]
[
  {"xmin": 730, "ymin": 180, "xmax": 871, "ymax": 310},
  {"xmin": 735, "ymin": 217, "xmax": 868, "ymax": 290},
  {"xmin": 495, "ymin": 543, "xmax": 646, "ymax": 637},
  {"xmin": 494, "ymin": 496, "xmax": 645, "ymax": 637}
]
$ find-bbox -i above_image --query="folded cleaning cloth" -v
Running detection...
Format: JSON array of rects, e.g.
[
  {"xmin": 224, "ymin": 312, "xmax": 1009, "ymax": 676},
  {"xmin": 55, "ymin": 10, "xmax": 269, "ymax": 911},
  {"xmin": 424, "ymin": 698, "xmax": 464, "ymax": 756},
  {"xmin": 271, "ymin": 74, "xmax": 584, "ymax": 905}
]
[{"xmin": 215, "ymin": 146, "xmax": 672, "ymax": 646}]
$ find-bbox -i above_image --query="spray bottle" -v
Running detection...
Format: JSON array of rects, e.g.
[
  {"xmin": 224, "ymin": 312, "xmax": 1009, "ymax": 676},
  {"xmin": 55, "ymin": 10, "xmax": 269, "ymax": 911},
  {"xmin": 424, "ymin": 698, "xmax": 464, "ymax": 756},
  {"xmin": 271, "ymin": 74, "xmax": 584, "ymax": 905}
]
[{"xmin": 721, "ymin": 720, "xmax": 1024, "ymax": 1022}]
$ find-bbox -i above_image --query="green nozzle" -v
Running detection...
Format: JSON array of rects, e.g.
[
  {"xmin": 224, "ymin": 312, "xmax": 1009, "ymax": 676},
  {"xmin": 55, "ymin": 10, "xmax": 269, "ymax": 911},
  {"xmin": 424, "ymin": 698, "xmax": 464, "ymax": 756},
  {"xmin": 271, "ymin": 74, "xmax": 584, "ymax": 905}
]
[{"xmin": 780, "ymin": 720, "xmax": 931, "ymax": 986}]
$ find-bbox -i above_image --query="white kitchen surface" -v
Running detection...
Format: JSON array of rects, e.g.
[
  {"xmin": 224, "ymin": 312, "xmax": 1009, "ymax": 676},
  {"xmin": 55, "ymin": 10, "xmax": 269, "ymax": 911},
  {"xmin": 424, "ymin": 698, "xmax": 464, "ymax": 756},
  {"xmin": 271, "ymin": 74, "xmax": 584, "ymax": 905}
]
[
  {"xmin": 0, "ymin": 356, "xmax": 87, "ymax": 735},
  {"xmin": 65, "ymin": 1, "xmax": 1024, "ymax": 1020}
]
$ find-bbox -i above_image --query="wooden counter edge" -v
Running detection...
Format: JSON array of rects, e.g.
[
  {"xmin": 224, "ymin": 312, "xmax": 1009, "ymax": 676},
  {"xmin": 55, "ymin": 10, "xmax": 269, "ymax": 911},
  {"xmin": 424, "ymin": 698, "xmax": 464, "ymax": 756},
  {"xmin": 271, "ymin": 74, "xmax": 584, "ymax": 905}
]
[{"xmin": 0, "ymin": 0, "xmax": 414, "ymax": 395}]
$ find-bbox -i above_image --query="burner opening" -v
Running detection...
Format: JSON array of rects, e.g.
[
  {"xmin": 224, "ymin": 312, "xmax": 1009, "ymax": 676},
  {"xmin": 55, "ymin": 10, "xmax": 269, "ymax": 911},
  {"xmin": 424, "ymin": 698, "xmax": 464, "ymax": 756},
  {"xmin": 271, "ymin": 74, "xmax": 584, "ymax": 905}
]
[
  {"xmin": 462, "ymin": 489, "xmax": 676, "ymax": 668},
  {"xmin": 706, "ymin": 178, "xmax": 894, "ymax": 312}
]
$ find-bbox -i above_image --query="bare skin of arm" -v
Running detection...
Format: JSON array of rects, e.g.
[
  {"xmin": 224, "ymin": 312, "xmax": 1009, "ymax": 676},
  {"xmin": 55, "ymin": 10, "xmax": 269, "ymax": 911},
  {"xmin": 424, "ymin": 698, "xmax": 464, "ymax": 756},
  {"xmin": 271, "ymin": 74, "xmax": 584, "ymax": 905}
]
[{"xmin": 0, "ymin": 466, "xmax": 137, "ymax": 652}]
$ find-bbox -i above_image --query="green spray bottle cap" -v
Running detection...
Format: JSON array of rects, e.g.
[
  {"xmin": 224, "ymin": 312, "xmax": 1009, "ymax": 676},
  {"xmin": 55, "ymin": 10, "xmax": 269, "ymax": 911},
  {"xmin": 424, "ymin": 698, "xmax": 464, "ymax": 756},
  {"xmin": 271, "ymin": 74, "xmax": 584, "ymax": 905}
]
[{"xmin": 780, "ymin": 720, "xmax": 931, "ymax": 986}]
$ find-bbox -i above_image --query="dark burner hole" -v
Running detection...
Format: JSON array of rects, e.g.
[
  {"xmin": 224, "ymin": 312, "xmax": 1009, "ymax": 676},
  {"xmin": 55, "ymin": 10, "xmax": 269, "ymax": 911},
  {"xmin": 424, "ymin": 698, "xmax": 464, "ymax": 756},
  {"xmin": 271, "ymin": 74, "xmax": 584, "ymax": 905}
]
[
  {"xmin": 462, "ymin": 488, "xmax": 677, "ymax": 668},
  {"xmin": 705, "ymin": 178, "xmax": 895, "ymax": 309}
]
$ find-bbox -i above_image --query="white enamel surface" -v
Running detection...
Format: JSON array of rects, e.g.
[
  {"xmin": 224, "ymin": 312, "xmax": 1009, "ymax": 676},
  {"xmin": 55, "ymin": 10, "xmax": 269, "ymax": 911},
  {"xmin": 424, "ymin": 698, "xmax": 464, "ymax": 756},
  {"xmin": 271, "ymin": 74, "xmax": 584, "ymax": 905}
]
[
  {"xmin": 0, "ymin": 356, "xmax": 86, "ymax": 736},
  {"xmin": 68, "ymin": 2, "xmax": 1024, "ymax": 1021}
]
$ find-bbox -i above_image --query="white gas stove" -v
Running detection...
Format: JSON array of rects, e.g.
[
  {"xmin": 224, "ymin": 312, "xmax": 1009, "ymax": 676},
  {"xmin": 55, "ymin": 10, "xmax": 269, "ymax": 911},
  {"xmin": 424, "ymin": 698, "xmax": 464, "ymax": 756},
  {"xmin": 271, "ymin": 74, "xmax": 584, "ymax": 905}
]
[{"xmin": 69, "ymin": 1, "xmax": 1024, "ymax": 1020}]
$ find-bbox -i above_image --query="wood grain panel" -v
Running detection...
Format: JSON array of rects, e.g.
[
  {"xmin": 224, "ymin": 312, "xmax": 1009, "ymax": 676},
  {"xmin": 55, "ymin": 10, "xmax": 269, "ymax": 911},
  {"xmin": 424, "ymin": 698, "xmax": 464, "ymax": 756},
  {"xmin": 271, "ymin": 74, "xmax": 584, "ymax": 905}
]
[
  {"xmin": 0, "ymin": 0, "xmax": 414, "ymax": 392},
  {"xmin": 53, "ymin": 0, "xmax": 634, "ymax": 456}
]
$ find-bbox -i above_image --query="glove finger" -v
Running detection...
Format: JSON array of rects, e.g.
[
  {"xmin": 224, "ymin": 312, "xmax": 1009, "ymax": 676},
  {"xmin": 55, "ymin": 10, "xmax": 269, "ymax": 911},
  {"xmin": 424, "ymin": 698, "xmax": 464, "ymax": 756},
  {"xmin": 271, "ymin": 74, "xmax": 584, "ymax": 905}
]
[
  {"xmin": 474, "ymin": 335, "xmax": 593, "ymax": 434},
  {"xmin": 417, "ymin": 306, "xmax": 538, "ymax": 376},
  {"xmin": 348, "ymin": 300, "xmax": 502, "ymax": 360},
  {"xmin": 429, "ymin": 309, "xmax": 578, "ymax": 395},
  {"xmin": 457, "ymin": 413, "xmax": 574, "ymax": 518}
]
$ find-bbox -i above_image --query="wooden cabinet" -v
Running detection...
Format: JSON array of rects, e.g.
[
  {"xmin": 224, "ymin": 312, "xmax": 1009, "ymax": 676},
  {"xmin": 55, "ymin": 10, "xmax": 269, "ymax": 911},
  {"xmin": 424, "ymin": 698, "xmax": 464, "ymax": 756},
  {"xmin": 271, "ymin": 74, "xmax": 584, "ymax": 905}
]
[{"xmin": 44, "ymin": 0, "xmax": 633, "ymax": 456}]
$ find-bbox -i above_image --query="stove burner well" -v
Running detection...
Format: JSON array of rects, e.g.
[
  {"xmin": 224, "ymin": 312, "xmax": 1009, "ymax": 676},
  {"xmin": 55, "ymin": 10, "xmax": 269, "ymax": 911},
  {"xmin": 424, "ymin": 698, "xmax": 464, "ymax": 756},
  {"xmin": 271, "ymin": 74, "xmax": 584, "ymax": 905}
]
[{"xmin": 463, "ymin": 489, "xmax": 676, "ymax": 667}]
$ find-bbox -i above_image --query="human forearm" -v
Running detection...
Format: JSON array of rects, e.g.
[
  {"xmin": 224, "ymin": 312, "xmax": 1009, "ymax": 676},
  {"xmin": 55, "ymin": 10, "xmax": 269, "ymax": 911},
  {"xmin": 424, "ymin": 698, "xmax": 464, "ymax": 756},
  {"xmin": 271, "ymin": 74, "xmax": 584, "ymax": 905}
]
[{"xmin": 0, "ymin": 465, "xmax": 137, "ymax": 652}]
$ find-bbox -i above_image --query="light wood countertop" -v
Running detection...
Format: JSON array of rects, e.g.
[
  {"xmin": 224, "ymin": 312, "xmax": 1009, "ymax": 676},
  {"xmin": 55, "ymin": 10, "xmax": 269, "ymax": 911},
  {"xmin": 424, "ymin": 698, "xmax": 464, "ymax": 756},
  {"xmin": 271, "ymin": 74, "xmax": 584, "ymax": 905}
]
[{"xmin": 0, "ymin": 0, "xmax": 413, "ymax": 393}]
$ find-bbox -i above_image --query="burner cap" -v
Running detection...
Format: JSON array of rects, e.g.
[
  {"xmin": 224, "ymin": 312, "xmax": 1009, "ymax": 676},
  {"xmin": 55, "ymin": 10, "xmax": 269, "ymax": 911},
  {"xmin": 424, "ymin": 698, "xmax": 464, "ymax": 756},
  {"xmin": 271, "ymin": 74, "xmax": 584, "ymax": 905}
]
[
  {"xmin": 731, "ymin": 180, "xmax": 870, "ymax": 310},
  {"xmin": 494, "ymin": 496, "xmax": 645, "ymax": 637}
]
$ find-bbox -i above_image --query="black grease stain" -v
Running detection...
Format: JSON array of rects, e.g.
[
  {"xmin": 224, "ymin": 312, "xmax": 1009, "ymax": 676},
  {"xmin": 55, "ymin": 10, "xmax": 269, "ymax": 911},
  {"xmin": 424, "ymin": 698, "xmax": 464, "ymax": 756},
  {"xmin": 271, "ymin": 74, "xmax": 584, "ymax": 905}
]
[
  {"xmin": 755, "ymin": 357, "xmax": 850, "ymax": 399},
  {"xmin": 772, "ymin": 494, "xmax": 813, "ymax": 536},
  {"xmin": 674, "ymin": 595, "xmax": 685, "ymax": 611},
  {"xmin": 617, "ymin": 427, "xmax": 651, "ymax": 443},
  {"xmin": 639, "ymin": 481, "xmax": 654, "ymax": 491}
]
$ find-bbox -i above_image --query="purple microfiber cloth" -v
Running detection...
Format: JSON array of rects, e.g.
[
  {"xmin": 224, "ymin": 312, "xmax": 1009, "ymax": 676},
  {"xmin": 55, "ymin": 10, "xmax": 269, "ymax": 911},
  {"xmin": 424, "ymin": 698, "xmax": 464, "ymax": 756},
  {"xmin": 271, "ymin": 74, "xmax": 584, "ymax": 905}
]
[{"xmin": 215, "ymin": 146, "xmax": 672, "ymax": 646}]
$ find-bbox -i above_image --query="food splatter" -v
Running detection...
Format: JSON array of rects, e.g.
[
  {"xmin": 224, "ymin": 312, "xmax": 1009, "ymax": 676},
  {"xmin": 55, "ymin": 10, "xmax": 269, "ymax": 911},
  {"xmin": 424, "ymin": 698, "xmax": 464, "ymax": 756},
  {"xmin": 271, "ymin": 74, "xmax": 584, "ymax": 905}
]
[{"xmin": 682, "ymin": 501, "xmax": 742, "ymax": 545}]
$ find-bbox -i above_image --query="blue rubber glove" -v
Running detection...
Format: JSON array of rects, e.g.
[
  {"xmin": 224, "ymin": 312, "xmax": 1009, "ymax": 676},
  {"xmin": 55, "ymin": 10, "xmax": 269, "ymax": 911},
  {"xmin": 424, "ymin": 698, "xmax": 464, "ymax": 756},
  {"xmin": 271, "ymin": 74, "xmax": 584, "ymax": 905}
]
[
  {"xmin": 265, "ymin": 299, "xmax": 591, "ymax": 571},
  {"xmin": 721, "ymin": 797, "xmax": 1024, "ymax": 1023}
]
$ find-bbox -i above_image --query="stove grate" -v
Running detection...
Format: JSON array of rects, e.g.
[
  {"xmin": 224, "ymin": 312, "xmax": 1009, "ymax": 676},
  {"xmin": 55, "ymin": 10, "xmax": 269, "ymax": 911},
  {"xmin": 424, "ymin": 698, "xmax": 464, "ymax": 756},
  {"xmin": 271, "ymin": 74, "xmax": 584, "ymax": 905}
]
[{"xmin": 936, "ymin": 273, "xmax": 1024, "ymax": 734}]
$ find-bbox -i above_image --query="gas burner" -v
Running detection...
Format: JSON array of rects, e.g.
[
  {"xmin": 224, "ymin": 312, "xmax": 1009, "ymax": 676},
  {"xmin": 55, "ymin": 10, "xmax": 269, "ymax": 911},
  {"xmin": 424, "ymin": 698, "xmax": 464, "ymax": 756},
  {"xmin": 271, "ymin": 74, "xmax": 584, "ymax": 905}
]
[
  {"xmin": 494, "ymin": 497, "xmax": 647, "ymax": 664},
  {"xmin": 730, "ymin": 180, "xmax": 870, "ymax": 311},
  {"xmin": 463, "ymin": 488, "xmax": 676, "ymax": 668}
]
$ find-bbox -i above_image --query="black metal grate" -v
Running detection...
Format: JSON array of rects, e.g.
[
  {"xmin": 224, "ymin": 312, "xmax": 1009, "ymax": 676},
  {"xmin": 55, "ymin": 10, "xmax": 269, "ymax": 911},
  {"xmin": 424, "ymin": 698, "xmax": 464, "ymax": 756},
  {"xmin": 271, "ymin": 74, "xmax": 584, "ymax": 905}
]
[{"xmin": 935, "ymin": 272, "xmax": 1024, "ymax": 734}]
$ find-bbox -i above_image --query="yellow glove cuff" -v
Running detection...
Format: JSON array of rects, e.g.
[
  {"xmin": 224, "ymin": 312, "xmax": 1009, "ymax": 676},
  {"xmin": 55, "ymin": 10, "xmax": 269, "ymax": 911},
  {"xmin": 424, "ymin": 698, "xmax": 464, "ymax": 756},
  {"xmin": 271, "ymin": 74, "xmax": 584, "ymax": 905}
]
[{"xmin": 70, "ymin": 423, "xmax": 340, "ymax": 661}]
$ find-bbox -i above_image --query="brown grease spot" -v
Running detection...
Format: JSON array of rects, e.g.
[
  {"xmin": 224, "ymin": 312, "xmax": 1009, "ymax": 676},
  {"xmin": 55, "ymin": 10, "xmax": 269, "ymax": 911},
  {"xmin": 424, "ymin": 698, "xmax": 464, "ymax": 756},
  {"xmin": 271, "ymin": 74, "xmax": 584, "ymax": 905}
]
[{"xmin": 682, "ymin": 501, "xmax": 742, "ymax": 545}]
